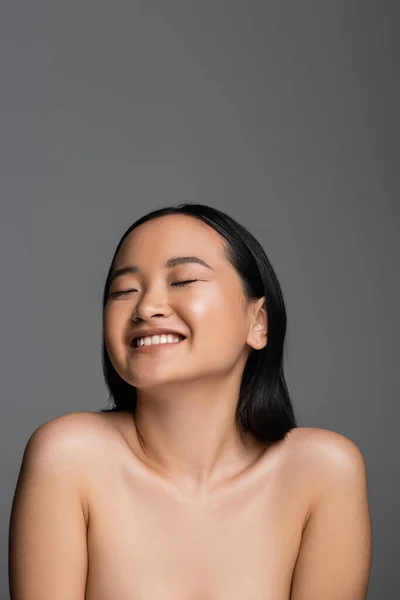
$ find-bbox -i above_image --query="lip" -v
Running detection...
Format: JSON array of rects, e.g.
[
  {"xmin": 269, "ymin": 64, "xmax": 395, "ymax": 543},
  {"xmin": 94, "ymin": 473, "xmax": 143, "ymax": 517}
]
[
  {"xmin": 128, "ymin": 328, "xmax": 187, "ymax": 347},
  {"xmin": 130, "ymin": 337, "xmax": 186, "ymax": 353}
]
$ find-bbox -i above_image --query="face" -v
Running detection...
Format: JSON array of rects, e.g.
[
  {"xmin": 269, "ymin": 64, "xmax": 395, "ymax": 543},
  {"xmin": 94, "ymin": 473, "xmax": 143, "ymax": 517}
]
[{"xmin": 103, "ymin": 214, "xmax": 267, "ymax": 390}]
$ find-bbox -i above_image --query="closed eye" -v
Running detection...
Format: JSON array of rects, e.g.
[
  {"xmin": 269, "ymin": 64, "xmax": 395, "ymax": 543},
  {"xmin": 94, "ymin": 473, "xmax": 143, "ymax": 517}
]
[
  {"xmin": 171, "ymin": 280, "xmax": 198, "ymax": 287},
  {"xmin": 109, "ymin": 289, "xmax": 137, "ymax": 298},
  {"xmin": 109, "ymin": 280, "xmax": 197, "ymax": 298}
]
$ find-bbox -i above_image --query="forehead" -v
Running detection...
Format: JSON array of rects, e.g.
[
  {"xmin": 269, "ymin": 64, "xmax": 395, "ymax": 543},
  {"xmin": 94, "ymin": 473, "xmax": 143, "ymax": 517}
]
[{"xmin": 116, "ymin": 214, "xmax": 228, "ymax": 265}]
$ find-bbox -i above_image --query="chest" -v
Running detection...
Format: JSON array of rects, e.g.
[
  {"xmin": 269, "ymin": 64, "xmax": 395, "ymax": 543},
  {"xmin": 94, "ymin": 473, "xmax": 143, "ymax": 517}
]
[{"xmin": 84, "ymin": 461, "xmax": 306, "ymax": 600}]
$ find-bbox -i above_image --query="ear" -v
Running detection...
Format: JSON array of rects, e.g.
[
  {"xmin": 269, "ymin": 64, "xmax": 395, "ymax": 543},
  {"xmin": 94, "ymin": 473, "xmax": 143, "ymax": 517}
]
[{"xmin": 246, "ymin": 296, "xmax": 268, "ymax": 350}]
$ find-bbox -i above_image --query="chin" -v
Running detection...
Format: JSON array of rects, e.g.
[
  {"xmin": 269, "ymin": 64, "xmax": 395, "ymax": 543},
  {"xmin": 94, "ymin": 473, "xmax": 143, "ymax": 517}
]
[{"xmin": 132, "ymin": 371, "xmax": 197, "ymax": 391}]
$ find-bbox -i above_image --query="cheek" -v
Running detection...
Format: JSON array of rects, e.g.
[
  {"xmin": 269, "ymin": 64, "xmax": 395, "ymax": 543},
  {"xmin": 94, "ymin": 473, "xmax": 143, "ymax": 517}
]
[
  {"xmin": 184, "ymin": 285, "xmax": 228, "ymax": 319},
  {"xmin": 185, "ymin": 288, "xmax": 247, "ymax": 343},
  {"xmin": 103, "ymin": 306, "xmax": 126, "ymax": 348}
]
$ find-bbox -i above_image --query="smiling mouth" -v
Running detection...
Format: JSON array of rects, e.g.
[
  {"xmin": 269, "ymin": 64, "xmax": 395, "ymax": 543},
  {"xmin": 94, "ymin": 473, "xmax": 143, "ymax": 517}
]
[{"xmin": 131, "ymin": 334, "xmax": 186, "ymax": 349}]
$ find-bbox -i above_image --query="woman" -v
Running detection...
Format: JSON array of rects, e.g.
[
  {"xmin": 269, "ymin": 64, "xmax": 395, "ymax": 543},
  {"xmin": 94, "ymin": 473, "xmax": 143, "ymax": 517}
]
[{"xmin": 9, "ymin": 203, "xmax": 372, "ymax": 599}]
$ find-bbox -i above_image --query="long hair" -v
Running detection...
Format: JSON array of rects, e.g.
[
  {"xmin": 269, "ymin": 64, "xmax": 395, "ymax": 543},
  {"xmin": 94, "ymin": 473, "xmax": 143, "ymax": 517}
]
[{"xmin": 98, "ymin": 203, "xmax": 298, "ymax": 443}]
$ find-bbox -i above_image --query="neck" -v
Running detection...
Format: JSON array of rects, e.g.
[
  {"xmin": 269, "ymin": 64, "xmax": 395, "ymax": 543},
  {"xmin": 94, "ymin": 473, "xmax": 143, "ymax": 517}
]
[{"xmin": 131, "ymin": 374, "xmax": 264, "ymax": 493}]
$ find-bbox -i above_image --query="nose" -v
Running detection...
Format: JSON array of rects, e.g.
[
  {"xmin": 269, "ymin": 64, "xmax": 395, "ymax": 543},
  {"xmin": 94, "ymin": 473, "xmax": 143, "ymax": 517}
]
[{"xmin": 131, "ymin": 284, "xmax": 171, "ymax": 322}]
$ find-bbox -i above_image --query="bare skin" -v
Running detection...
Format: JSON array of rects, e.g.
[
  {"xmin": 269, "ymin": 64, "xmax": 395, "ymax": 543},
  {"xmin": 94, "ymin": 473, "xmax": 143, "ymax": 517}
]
[
  {"xmin": 9, "ymin": 214, "xmax": 371, "ymax": 599},
  {"xmin": 84, "ymin": 411, "xmax": 309, "ymax": 600},
  {"xmin": 9, "ymin": 410, "xmax": 370, "ymax": 600}
]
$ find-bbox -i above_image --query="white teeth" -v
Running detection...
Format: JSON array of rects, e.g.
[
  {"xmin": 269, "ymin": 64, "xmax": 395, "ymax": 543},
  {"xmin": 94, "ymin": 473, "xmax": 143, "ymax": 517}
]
[{"xmin": 135, "ymin": 334, "xmax": 182, "ymax": 347}]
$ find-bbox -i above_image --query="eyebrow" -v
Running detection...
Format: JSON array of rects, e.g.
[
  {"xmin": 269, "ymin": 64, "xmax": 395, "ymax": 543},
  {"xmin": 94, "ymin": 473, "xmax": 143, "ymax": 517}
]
[{"xmin": 110, "ymin": 255, "xmax": 213, "ymax": 283}]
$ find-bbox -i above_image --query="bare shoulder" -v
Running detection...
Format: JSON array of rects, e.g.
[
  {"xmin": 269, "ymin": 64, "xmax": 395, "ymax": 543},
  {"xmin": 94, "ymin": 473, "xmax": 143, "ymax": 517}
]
[
  {"xmin": 20, "ymin": 412, "xmax": 123, "ymax": 521},
  {"xmin": 22, "ymin": 411, "xmax": 122, "ymax": 486},
  {"xmin": 25, "ymin": 410, "xmax": 137, "ymax": 467},
  {"xmin": 285, "ymin": 426, "xmax": 366, "ymax": 470},
  {"xmin": 22, "ymin": 411, "xmax": 116, "ymax": 468},
  {"xmin": 26, "ymin": 410, "xmax": 116, "ymax": 452},
  {"xmin": 286, "ymin": 426, "xmax": 366, "ymax": 465},
  {"xmin": 9, "ymin": 412, "xmax": 110, "ymax": 598},
  {"xmin": 287, "ymin": 428, "xmax": 371, "ymax": 598},
  {"xmin": 286, "ymin": 425, "xmax": 365, "ymax": 457},
  {"xmin": 285, "ymin": 426, "xmax": 368, "ymax": 507}
]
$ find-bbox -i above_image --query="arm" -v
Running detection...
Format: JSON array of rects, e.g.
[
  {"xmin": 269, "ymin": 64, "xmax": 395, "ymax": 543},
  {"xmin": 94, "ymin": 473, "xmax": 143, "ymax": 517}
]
[
  {"xmin": 8, "ymin": 416, "xmax": 89, "ymax": 600},
  {"xmin": 290, "ymin": 431, "xmax": 372, "ymax": 600}
]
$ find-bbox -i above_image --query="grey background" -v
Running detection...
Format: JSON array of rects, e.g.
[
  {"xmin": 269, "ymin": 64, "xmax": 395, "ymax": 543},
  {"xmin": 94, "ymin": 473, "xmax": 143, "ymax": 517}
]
[{"xmin": 1, "ymin": 1, "xmax": 398, "ymax": 598}]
